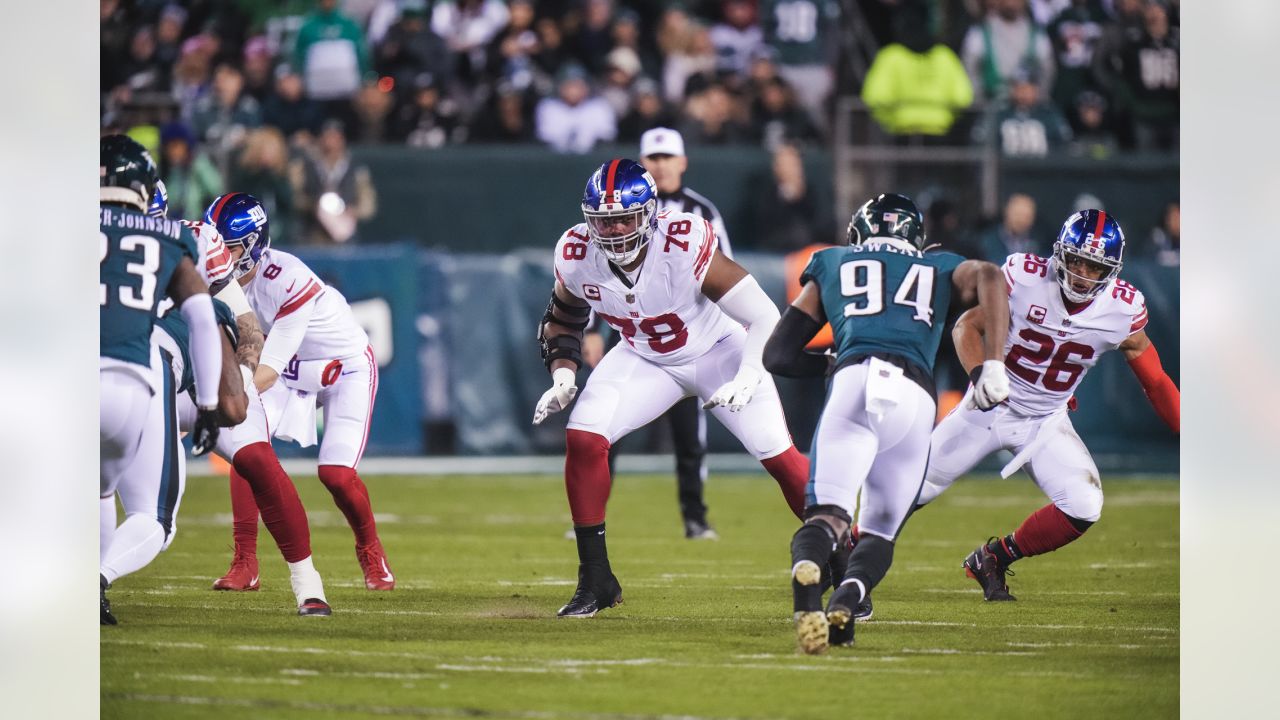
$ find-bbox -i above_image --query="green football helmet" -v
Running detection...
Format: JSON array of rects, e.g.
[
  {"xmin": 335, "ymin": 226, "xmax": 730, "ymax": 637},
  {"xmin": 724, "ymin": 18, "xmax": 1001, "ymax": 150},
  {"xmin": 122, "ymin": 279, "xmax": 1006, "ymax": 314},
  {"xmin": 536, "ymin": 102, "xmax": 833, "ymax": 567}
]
[
  {"xmin": 846, "ymin": 193, "xmax": 927, "ymax": 250},
  {"xmin": 100, "ymin": 134, "xmax": 160, "ymax": 211}
]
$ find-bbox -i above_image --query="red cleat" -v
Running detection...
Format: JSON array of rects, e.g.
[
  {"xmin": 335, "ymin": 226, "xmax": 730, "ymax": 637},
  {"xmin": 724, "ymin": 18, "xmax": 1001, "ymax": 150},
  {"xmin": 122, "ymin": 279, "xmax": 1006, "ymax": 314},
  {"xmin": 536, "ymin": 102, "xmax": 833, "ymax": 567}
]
[
  {"xmin": 212, "ymin": 553, "xmax": 260, "ymax": 591},
  {"xmin": 356, "ymin": 542, "xmax": 395, "ymax": 590}
]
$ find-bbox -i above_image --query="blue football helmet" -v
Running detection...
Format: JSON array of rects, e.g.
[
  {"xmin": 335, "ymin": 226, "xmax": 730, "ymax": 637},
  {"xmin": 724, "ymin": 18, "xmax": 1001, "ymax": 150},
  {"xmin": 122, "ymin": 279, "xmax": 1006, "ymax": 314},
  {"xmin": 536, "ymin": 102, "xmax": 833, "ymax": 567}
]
[
  {"xmin": 1052, "ymin": 209, "xmax": 1125, "ymax": 303},
  {"xmin": 581, "ymin": 158, "xmax": 658, "ymax": 265},
  {"xmin": 147, "ymin": 179, "xmax": 169, "ymax": 217},
  {"xmin": 205, "ymin": 192, "xmax": 271, "ymax": 279}
]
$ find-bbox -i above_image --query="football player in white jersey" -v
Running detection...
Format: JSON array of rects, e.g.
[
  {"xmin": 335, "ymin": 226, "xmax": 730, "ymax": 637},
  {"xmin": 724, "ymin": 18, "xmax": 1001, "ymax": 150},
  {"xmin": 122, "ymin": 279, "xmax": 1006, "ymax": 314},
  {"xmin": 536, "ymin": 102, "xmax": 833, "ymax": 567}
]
[
  {"xmin": 916, "ymin": 210, "xmax": 1180, "ymax": 601},
  {"xmin": 534, "ymin": 159, "xmax": 812, "ymax": 618},
  {"xmin": 207, "ymin": 192, "xmax": 396, "ymax": 592},
  {"xmin": 137, "ymin": 189, "xmax": 333, "ymax": 613}
]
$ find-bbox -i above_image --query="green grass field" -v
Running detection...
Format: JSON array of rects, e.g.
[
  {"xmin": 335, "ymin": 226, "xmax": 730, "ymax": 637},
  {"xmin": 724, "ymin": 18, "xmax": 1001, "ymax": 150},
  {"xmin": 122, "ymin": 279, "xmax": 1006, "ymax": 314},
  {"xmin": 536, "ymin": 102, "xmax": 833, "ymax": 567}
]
[{"xmin": 101, "ymin": 472, "xmax": 1178, "ymax": 719}]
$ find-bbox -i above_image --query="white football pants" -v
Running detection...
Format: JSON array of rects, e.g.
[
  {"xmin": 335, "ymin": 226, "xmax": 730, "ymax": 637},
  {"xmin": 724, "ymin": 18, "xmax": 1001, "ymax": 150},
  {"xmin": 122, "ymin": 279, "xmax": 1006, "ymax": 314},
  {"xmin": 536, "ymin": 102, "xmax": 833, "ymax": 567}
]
[
  {"xmin": 920, "ymin": 388, "xmax": 1104, "ymax": 522},
  {"xmin": 808, "ymin": 359, "xmax": 936, "ymax": 541},
  {"xmin": 567, "ymin": 327, "xmax": 793, "ymax": 460}
]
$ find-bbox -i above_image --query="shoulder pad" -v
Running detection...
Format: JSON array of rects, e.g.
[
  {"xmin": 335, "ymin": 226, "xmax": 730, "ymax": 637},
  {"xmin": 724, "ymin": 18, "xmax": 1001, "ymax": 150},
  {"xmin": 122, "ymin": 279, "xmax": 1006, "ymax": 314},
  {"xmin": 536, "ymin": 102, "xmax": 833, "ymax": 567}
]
[
  {"xmin": 1003, "ymin": 253, "xmax": 1053, "ymax": 289},
  {"xmin": 553, "ymin": 224, "xmax": 592, "ymax": 286}
]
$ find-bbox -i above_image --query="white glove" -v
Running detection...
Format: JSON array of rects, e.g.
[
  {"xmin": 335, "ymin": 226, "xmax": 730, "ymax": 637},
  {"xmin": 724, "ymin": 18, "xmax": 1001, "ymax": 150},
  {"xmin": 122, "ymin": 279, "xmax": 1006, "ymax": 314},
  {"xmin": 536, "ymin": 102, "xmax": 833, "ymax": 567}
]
[
  {"xmin": 703, "ymin": 366, "xmax": 762, "ymax": 413},
  {"xmin": 969, "ymin": 360, "xmax": 1011, "ymax": 411},
  {"xmin": 532, "ymin": 367, "xmax": 578, "ymax": 425}
]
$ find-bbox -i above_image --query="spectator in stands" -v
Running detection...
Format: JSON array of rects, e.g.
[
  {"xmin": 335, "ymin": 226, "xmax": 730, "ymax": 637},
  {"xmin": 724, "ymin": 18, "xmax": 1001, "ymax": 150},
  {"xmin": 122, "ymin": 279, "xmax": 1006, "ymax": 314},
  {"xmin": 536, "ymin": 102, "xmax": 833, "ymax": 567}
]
[
  {"xmin": 470, "ymin": 81, "xmax": 535, "ymax": 143},
  {"xmin": 353, "ymin": 80, "xmax": 396, "ymax": 144},
  {"xmin": 961, "ymin": 0, "xmax": 1055, "ymax": 103},
  {"xmin": 117, "ymin": 26, "xmax": 165, "ymax": 94},
  {"xmin": 710, "ymin": 0, "xmax": 763, "ymax": 78},
  {"xmin": 171, "ymin": 35, "xmax": 215, "ymax": 122},
  {"xmin": 759, "ymin": 0, "xmax": 840, "ymax": 129},
  {"xmin": 977, "ymin": 192, "xmax": 1039, "ymax": 262},
  {"xmin": 157, "ymin": 121, "xmax": 223, "ymax": 220},
  {"xmin": 571, "ymin": 0, "xmax": 617, "ymax": 76},
  {"xmin": 263, "ymin": 63, "xmax": 325, "ymax": 144},
  {"xmin": 378, "ymin": 0, "xmax": 455, "ymax": 99},
  {"xmin": 533, "ymin": 17, "xmax": 570, "ymax": 78},
  {"xmin": 534, "ymin": 63, "xmax": 617, "ymax": 153},
  {"xmin": 750, "ymin": 77, "xmax": 822, "ymax": 149},
  {"xmin": 1149, "ymin": 201, "xmax": 1179, "ymax": 266},
  {"xmin": 1068, "ymin": 89, "xmax": 1118, "ymax": 158},
  {"xmin": 1045, "ymin": 0, "xmax": 1107, "ymax": 118},
  {"xmin": 230, "ymin": 127, "xmax": 296, "ymax": 245},
  {"xmin": 679, "ymin": 82, "xmax": 748, "ymax": 145},
  {"xmin": 432, "ymin": 0, "xmax": 510, "ymax": 85},
  {"xmin": 617, "ymin": 77, "xmax": 676, "ymax": 144},
  {"xmin": 290, "ymin": 120, "xmax": 379, "ymax": 244},
  {"xmin": 242, "ymin": 37, "xmax": 276, "ymax": 104},
  {"xmin": 975, "ymin": 63, "xmax": 1072, "ymax": 156},
  {"xmin": 294, "ymin": 0, "xmax": 370, "ymax": 105},
  {"xmin": 601, "ymin": 47, "xmax": 643, "ymax": 118},
  {"xmin": 860, "ymin": 4, "xmax": 974, "ymax": 140},
  {"xmin": 663, "ymin": 22, "xmax": 718, "ymax": 105},
  {"xmin": 927, "ymin": 196, "xmax": 982, "ymax": 258},
  {"xmin": 612, "ymin": 8, "xmax": 660, "ymax": 79},
  {"xmin": 191, "ymin": 63, "xmax": 263, "ymax": 173},
  {"xmin": 153, "ymin": 4, "xmax": 187, "ymax": 70},
  {"xmin": 752, "ymin": 141, "xmax": 830, "ymax": 251},
  {"xmin": 101, "ymin": 0, "xmax": 133, "ymax": 92},
  {"xmin": 389, "ymin": 72, "xmax": 466, "ymax": 147},
  {"xmin": 484, "ymin": 0, "xmax": 538, "ymax": 86},
  {"xmin": 1096, "ymin": 0, "xmax": 1179, "ymax": 150}
]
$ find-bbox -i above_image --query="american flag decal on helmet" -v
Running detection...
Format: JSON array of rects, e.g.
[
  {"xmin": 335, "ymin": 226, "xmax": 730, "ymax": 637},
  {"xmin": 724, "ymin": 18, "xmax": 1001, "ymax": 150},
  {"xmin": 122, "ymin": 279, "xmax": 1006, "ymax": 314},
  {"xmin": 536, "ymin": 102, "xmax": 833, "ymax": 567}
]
[{"xmin": 883, "ymin": 212, "xmax": 898, "ymax": 223}]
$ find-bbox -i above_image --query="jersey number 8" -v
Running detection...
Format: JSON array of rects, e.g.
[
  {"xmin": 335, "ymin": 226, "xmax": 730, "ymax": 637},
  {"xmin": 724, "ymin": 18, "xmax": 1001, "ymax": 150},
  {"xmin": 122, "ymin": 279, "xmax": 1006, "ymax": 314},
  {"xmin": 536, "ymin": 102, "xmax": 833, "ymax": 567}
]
[{"xmin": 840, "ymin": 259, "xmax": 936, "ymax": 326}]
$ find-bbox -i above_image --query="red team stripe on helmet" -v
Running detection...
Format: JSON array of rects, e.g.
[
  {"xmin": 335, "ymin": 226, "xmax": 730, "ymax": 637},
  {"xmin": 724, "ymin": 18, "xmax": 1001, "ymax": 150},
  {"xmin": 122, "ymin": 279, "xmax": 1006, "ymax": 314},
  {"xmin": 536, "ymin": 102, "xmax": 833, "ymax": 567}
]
[
  {"xmin": 209, "ymin": 193, "xmax": 237, "ymax": 227},
  {"xmin": 693, "ymin": 219, "xmax": 716, "ymax": 278},
  {"xmin": 275, "ymin": 280, "xmax": 320, "ymax": 319},
  {"xmin": 1093, "ymin": 211, "xmax": 1107, "ymax": 241},
  {"xmin": 603, "ymin": 159, "xmax": 621, "ymax": 204}
]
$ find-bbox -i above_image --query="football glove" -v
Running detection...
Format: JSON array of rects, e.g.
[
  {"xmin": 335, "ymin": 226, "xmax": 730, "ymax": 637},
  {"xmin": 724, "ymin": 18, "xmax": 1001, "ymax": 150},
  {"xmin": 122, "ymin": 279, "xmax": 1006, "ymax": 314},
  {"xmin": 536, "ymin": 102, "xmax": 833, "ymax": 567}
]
[
  {"xmin": 969, "ymin": 360, "xmax": 1010, "ymax": 411},
  {"xmin": 703, "ymin": 366, "xmax": 762, "ymax": 413},
  {"xmin": 191, "ymin": 407, "xmax": 221, "ymax": 456},
  {"xmin": 533, "ymin": 367, "xmax": 578, "ymax": 425}
]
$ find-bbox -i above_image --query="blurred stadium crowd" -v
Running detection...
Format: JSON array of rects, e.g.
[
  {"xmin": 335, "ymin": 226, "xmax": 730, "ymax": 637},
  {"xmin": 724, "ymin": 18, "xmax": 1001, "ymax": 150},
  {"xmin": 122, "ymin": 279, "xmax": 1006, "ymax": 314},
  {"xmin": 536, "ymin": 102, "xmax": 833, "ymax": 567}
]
[{"xmin": 100, "ymin": 0, "xmax": 1178, "ymax": 257}]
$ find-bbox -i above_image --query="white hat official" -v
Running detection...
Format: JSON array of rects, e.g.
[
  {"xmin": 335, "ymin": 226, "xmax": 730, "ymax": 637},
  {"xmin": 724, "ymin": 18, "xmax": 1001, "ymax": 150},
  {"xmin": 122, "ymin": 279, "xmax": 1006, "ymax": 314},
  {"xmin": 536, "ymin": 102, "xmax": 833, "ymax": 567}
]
[{"xmin": 640, "ymin": 127, "xmax": 685, "ymax": 158}]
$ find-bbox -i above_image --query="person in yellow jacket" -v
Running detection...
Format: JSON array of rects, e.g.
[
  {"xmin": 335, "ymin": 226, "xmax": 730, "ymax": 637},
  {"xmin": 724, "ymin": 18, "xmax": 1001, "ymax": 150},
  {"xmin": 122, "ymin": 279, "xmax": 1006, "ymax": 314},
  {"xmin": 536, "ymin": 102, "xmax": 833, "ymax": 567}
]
[{"xmin": 861, "ymin": 8, "xmax": 973, "ymax": 138}]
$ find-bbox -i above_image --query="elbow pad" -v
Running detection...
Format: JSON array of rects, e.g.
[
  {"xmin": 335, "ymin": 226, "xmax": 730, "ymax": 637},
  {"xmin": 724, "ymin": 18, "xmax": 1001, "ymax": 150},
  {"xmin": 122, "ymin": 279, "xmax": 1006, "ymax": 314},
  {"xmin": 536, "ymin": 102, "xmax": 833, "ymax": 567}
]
[{"xmin": 538, "ymin": 292, "xmax": 590, "ymax": 371}]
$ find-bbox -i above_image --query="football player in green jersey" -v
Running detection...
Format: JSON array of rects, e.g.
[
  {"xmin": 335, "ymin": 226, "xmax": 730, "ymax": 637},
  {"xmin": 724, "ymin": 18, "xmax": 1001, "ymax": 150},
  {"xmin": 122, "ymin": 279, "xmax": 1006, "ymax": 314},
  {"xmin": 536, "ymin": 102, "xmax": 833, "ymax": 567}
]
[
  {"xmin": 763, "ymin": 193, "xmax": 1012, "ymax": 653},
  {"xmin": 99, "ymin": 134, "xmax": 223, "ymax": 625}
]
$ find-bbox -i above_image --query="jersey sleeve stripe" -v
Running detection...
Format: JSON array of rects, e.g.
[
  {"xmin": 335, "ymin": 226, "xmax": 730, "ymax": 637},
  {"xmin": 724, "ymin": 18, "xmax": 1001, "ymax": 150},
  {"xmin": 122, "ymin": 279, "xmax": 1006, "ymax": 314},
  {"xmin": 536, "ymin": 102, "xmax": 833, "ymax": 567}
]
[
  {"xmin": 693, "ymin": 219, "xmax": 716, "ymax": 278},
  {"xmin": 275, "ymin": 280, "xmax": 320, "ymax": 320},
  {"xmin": 1002, "ymin": 265, "xmax": 1015, "ymax": 295}
]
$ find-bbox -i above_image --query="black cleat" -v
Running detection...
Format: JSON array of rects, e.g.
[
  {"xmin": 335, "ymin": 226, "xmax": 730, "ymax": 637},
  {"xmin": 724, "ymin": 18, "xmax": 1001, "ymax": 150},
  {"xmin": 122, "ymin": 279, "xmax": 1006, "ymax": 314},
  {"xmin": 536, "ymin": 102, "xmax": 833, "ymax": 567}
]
[
  {"xmin": 100, "ymin": 575, "xmax": 117, "ymax": 626},
  {"xmin": 963, "ymin": 541, "xmax": 1016, "ymax": 601},
  {"xmin": 298, "ymin": 598, "xmax": 332, "ymax": 616},
  {"xmin": 683, "ymin": 518, "xmax": 719, "ymax": 540},
  {"xmin": 557, "ymin": 566, "xmax": 623, "ymax": 618},
  {"xmin": 825, "ymin": 581, "xmax": 863, "ymax": 647},
  {"xmin": 792, "ymin": 560, "xmax": 828, "ymax": 654}
]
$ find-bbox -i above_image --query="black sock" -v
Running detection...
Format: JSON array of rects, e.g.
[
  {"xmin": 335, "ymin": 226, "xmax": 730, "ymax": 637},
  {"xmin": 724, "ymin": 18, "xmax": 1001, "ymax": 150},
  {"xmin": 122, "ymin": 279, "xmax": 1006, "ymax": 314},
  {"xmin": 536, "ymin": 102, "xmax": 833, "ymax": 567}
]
[
  {"xmin": 844, "ymin": 534, "xmax": 896, "ymax": 594},
  {"xmin": 574, "ymin": 523, "xmax": 610, "ymax": 568},
  {"xmin": 986, "ymin": 534, "xmax": 1023, "ymax": 565},
  {"xmin": 791, "ymin": 522, "xmax": 836, "ymax": 568}
]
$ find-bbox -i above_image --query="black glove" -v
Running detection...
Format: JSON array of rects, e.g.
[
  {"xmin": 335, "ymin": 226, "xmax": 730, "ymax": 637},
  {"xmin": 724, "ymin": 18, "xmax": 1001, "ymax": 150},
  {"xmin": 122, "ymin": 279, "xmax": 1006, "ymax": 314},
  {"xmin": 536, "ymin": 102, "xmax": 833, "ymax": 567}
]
[{"xmin": 191, "ymin": 408, "xmax": 221, "ymax": 456}]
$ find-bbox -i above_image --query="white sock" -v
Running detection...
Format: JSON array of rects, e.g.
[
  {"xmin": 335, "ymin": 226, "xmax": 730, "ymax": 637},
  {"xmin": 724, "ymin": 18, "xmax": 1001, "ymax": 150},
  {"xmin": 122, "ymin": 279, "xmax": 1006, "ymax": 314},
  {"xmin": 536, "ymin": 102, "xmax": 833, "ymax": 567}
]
[
  {"xmin": 100, "ymin": 496, "xmax": 117, "ymax": 565},
  {"xmin": 840, "ymin": 577, "xmax": 868, "ymax": 603},
  {"xmin": 288, "ymin": 555, "xmax": 326, "ymax": 605},
  {"xmin": 101, "ymin": 513, "xmax": 165, "ymax": 584}
]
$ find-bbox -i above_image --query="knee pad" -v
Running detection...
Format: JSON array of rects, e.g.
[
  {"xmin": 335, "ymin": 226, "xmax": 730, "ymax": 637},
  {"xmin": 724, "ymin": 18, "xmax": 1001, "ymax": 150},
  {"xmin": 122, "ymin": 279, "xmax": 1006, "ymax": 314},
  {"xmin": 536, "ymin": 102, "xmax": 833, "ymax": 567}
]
[{"xmin": 1061, "ymin": 486, "xmax": 1103, "ymax": 524}]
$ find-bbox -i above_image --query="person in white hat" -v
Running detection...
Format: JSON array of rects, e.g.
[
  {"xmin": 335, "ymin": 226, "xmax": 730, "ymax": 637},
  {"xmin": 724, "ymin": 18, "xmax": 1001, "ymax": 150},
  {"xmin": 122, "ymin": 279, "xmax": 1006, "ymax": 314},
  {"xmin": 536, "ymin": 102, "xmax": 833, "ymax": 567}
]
[{"xmin": 579, "ymin": 127, "xmax": 734, "ymax": 540}]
